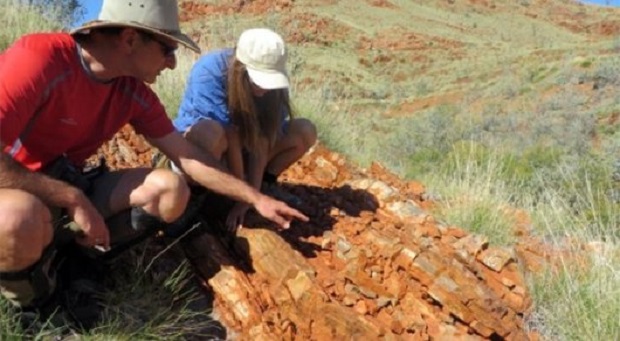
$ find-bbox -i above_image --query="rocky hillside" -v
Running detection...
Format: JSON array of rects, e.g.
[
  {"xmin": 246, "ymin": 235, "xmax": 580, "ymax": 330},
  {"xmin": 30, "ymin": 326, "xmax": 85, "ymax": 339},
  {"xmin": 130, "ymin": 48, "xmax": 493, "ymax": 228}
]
[
  {"xmin": 178, "ymin": 0, "xmax": 620, "ymax": 107},
  {"xmin": 92, "ymin": 1, "xmax": 620, "ymax": 339}
]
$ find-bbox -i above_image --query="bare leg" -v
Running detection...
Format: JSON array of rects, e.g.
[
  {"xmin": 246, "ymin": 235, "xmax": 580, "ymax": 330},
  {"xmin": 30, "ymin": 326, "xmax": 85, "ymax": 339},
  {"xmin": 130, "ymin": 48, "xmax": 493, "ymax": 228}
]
[
  {"xmin": 0, "ymin": 189, "xmax": 53, "ymax": 272},
  {"xmin": 181, "ymin": 118, "xmax": 317, "ymax": 178},
  {"xmin": 90, "ymin": 167, "xmax": 190, "ymax": 223},
  {"xmin": 266, "ymin": 118, "xmax": 317, "ymax": 176},
  {"xmin": 0, "ymin": 189, "xmax": 57, "ymax": 307},
  {"xmin": 184, "ymin": 119, "xmax": 228, "ymax": 161},
  {"xmin": 0, "ymin": 168, "xmax": 189, "ymax": 306}
]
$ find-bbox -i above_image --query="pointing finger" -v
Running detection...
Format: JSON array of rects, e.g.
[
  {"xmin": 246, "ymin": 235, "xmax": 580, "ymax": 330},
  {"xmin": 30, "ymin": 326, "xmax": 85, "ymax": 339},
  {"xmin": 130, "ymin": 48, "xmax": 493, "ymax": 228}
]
[
  {"xmin": 271, "ymin": 214, "xmax": 290, "ymax": 230},
  {"xmin": 282, "ymin": 206, "xmax": 308, "ymax": 222}
]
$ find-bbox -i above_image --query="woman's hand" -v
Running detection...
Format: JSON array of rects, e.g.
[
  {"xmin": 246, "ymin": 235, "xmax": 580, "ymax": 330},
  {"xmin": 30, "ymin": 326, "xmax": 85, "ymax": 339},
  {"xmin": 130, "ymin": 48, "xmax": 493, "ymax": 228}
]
[{"xmin": 226, "ymin": 202, "xmax": 251, "ymax": 232}]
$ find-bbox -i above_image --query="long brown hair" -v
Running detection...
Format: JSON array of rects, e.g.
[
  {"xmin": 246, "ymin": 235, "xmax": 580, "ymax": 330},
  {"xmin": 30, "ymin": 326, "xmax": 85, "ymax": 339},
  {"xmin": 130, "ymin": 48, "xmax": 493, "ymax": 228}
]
[{"xmin": 226, "ymin": 54, "xmax": 293, "ymax": 152}]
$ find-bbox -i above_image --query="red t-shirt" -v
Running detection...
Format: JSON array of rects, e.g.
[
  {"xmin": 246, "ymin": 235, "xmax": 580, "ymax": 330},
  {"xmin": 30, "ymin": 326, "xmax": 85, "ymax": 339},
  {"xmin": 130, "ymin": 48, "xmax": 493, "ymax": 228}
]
[{"xmin": 0, "ymin": 33, "xmax": 174, "ymax": 171}]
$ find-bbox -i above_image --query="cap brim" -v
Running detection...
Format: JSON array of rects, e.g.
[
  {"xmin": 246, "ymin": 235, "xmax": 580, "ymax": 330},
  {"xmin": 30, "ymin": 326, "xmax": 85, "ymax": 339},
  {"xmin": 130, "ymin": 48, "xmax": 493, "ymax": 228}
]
[
  {"xmin": 70, "ymin": 21, "xmax": 201, "ymax": 54},
  {"xmin": 247, "ymin": 68, "xmax": 289, "ymax": 90}
]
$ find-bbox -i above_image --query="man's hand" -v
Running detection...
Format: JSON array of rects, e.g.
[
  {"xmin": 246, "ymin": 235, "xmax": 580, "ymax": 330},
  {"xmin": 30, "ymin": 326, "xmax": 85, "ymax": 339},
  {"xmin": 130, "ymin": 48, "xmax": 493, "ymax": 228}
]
[
  {"xmin": 0, "ymin": 152, "xmax": 110, "ymax": 250},
  {"xmin": 66, "ymin": 193, "xmax": 109, "ymax": 250},
  {"xmin": 149, "ymin": 132, "xmax": 310, "ymax": 229},
  {"xmin": 254, "ymin": 194, "xmax": 309, "ymax": 230}
]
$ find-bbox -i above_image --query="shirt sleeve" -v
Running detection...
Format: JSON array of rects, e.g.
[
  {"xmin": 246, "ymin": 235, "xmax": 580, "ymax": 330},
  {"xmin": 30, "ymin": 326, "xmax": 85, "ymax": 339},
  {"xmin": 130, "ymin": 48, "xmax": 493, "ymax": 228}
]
[
  {"xmin": 128, "ymin": 83, "xmax": 175, "ymax": 138},
  {"xmin": 0, "ymin": 43, "xmax": 52, "ymax": 147},
  {"xmin": 189, "ymin": 56, "xmax": 231, "ymax": 126}
]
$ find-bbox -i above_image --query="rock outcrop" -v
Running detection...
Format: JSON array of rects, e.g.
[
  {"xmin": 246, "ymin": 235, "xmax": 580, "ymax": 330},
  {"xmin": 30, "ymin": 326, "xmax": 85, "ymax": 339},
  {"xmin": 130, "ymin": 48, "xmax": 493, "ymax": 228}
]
[{"xmin": 96, "ymin": 126, "xmax": 537, "ymax": 340}]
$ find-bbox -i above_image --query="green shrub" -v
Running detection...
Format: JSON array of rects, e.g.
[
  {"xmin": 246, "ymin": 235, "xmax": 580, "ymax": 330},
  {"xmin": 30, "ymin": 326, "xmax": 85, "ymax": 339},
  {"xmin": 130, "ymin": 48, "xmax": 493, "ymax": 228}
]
[{"xmin": 0, "ymin": 1, "xmax": 61, "ymax": 50}]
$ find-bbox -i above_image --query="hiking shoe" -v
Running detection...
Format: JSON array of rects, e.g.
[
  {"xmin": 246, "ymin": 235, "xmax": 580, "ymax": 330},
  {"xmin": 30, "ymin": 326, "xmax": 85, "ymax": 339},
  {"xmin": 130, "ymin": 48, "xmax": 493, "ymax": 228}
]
[
  {"xmin": 55, "ymin": 245, "xmax": 107, "ymax": 332},
  {"xmin": 17, "ymin": 295, "xmax": 71, "ymax": 336},
  {"xmin": 61, "ymin": 279, "xmax": 105, "ymax": 331},
  {"xmin": 127, "ymin": 185, "xmax": 209, "ymax": 239},
  {"xmin": 163, "ymin": 191, "xmax": 207, "ymax": 238},
  {"xmin": 131, "ymin": 206, "xmax": 165, "ymax": 235},
  {"xmin": 10, "ymin": 244, "xmax": 106, "ymax": 335}
]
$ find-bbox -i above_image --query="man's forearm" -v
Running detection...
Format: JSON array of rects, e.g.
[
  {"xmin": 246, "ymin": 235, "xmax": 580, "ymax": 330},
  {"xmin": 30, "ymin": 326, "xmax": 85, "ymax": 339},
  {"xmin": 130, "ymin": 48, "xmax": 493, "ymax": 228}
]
[
  {"xmin": 0, "ymin": 153, "xmax": 81, "ymax": 208},
  {"xmin": 179, "ymin": 153, "xmax": 262, "ymax": 206},
  {"xmin": 150, "ymin": 131, "xmax": 264, "ymax": 207}
]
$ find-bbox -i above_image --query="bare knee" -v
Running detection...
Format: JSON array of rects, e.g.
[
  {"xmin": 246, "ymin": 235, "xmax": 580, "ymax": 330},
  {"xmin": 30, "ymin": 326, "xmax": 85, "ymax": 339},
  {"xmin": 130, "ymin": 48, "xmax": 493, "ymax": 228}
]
[
  {"xmin": 0, "ymin": 189, "xmax": 53, "ymax": 271},
  {"xmin": 142, "ymin": 169, "xmax": 190, "ymax": 223},
  {"xmin": 185, "ymin": 119, "xmax": 228, "ymax": 159},
  {"xmin": 290, "ymin": 118, "xmax": 317, "ymax": 151}
]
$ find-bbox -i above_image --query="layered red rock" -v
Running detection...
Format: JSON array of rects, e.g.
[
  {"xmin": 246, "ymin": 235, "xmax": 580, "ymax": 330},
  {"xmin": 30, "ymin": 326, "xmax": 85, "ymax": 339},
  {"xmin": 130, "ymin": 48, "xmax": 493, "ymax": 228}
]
[{"xmin": 94, "ymin": 126, "xmax": 538, "ymax": 340}]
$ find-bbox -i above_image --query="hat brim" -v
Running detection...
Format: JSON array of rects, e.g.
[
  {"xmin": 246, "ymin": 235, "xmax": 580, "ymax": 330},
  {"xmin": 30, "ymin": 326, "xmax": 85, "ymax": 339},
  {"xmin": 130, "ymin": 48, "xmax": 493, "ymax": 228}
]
[
  {"xmin": 247, "ymin": 68, "xmax": 289, "ymax": 90},
  {"xmin": 70, "ymin": 21, "xmax": 201, "ymax": 54}
]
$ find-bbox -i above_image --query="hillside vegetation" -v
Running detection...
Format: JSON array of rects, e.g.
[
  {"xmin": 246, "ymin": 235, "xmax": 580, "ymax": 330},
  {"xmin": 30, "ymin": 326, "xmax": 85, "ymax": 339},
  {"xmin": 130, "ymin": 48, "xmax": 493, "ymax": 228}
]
[{"xmin": 172, "ymin": 0, "xmax": 620, "ymax": 339}]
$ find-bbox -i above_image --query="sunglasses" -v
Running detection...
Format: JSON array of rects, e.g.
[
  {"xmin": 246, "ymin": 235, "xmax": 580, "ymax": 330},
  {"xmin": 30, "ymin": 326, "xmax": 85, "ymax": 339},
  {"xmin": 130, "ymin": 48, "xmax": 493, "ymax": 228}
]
[{"xmin": 140, "ymin": 31, "xmax": 177, "ymax": 57}]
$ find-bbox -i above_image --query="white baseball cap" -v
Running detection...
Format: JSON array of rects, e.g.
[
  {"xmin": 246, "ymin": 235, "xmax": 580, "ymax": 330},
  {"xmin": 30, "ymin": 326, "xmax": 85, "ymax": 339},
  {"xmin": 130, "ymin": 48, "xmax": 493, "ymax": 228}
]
[
  {"xmin": 235, "ymin": 28, "xmax": 289, "ymax": 90},
  {"xmin": 70, "ymin": 0, "xmax": 200, "ymax": 53}
]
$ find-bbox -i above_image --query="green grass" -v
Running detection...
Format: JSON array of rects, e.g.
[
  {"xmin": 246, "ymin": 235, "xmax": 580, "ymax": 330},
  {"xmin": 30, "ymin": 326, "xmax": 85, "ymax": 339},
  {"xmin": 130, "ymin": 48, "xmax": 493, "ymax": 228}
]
[
  {"xmin": 0, "ymin": 240, "xmax": 218, "ymax": 340},
  {"xmin": 81, "ymin": 250, "xmax": 219, "ymax": 340},
  {"xmin": 529, "ymin": 243, "xmax": 620, "ymax": 340},
  {"xmin": 0, "ymin": 1, "xmax": 62, "ymax": 50},
  {"xmin": 523, "ymin": 160, "xmax": 619, "ymax": 339},
  {"xmin": 152, "ymin": 48, "xmax": 197, "ymax": 119}
]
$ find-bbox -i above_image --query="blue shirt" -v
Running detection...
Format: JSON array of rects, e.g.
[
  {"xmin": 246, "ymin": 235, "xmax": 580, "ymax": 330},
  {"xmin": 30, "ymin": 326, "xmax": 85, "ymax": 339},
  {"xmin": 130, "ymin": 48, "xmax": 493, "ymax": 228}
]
[{"xmin": 174, "ymin": 49, "xmax": 233, "ymax": 133}]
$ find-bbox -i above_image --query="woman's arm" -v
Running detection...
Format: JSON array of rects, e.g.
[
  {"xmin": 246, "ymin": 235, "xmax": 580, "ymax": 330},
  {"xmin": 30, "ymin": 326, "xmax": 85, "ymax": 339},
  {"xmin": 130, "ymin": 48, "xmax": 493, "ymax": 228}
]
[
  {"xmin": 225, "ymin": 125, "xmax": 245, "ymax": 182},
  {"xmin": 246, "ymin": 137, "xmax": 270, "ymax": 190}
]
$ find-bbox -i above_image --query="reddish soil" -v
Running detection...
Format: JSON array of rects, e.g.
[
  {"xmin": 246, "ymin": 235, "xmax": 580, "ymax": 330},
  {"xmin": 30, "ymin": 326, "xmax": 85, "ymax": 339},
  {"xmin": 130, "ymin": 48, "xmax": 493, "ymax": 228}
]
[
  {"xmin": 358, "ymin": 29, "xmax": 464, "ymax": 52},
  {"xmin": 179, "ymin": 0, "xmax": 293, "ymax": 22},
  {"xmin": 588, "ymin": 20, "xmax": 620, "ymax": 36},
  {"xmin": 384, "ymin": 91, "xmax": 464, "ymax": 117},
  {"xmin": 281, "ymin": 13, "xmax": 352, "ymax": 47},
  {"xmin": 367, "ymin": 0, "xmax": 398, "ymax": 9}
]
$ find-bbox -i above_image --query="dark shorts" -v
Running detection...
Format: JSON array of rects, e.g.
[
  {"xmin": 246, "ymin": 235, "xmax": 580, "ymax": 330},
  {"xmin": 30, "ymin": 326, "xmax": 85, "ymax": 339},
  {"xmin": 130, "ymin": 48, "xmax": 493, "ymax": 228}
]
[{"xmin": 0, "ymin": 157, "xmax": 141, "ymax": 308}]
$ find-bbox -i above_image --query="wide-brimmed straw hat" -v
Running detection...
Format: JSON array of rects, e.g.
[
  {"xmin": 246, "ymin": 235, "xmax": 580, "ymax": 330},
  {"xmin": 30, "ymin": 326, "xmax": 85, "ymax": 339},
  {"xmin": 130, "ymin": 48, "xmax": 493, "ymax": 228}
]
[
  {"xmin": 236, "ymin": 28, "xmax": 289, "ymax": 90},
  {"xmin": 70, "ymin": 0, "xmax": 200, "ymax": 53}
]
